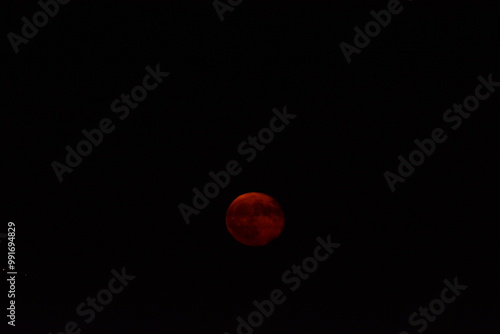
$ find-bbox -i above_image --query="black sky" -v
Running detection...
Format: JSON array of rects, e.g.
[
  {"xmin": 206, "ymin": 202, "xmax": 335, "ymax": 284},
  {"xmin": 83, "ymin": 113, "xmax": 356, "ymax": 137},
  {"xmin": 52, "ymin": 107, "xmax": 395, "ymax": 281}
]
[{"xmin": 3, "ymin": 1, "xmax": 500, "ymax": 334}]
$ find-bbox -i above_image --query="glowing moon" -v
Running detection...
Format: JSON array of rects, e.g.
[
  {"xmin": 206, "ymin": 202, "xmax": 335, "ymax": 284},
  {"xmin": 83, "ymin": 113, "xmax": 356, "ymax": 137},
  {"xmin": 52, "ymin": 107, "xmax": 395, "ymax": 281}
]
[{"xmin": 226, "ymin": 192, "xmax": 285, "ymax": 246}]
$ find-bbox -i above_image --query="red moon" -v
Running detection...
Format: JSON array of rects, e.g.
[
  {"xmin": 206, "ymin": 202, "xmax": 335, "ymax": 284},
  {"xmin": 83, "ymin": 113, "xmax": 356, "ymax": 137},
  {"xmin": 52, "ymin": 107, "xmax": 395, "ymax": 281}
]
[{"xmin": 226, "ymin": 192, "xmax": 285, "ymax": 246}]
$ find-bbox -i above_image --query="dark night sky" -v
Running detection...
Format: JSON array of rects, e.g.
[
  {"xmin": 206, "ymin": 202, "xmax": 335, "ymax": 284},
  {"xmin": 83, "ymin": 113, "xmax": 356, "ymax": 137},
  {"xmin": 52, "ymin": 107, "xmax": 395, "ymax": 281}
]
[{"xmin": 2, "ymin": 1, "xmax": 500, "ymax": 334}]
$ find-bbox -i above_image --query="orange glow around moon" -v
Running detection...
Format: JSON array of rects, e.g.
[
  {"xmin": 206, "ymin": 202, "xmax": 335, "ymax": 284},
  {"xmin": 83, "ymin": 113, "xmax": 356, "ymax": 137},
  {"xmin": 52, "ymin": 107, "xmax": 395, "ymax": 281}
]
[{"xmin": 226, "ymin": 192, "xmax": 285, "ymax": 246}]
